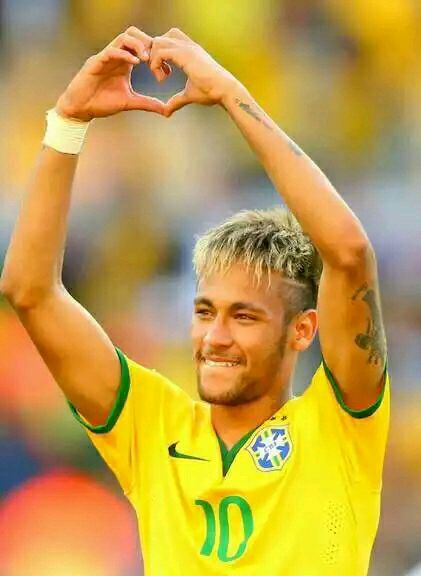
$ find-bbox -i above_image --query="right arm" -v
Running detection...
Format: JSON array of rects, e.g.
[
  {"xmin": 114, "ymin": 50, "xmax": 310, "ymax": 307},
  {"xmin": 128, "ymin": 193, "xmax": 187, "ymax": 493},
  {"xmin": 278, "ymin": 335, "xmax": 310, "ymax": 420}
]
[
  {"xmin": 0, "ymin": 148, "xmax": 121, "ymax": 426},
  {"xmin": 0, "ymin": 27, "xmax": 165, "ymax": 426}
]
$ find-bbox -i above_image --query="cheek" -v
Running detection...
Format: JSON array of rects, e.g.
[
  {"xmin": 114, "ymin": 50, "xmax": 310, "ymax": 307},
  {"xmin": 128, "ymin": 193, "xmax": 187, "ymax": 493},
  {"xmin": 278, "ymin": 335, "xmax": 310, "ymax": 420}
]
[
  {"xmin": 233, "ymin": 329, "xmax": 266, "ymax": 361},
  {"xmin": 191, "ymin": 322, "xmax": 204, "ymax": 349},
  {"xmin": 242, "ymin": 328, "xmax": 284, "ymax": 366}
]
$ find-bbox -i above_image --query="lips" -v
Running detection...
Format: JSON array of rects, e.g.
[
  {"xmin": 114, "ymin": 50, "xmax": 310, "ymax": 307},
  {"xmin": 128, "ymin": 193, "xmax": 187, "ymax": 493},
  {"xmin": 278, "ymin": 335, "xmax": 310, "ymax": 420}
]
[
  {"xmin": 201, "ymin": 356, "xmax": 242, "ymax": 368},
  {"xmin": 204, "ymin": 360, "xmax": 239, "ymax": 368}
]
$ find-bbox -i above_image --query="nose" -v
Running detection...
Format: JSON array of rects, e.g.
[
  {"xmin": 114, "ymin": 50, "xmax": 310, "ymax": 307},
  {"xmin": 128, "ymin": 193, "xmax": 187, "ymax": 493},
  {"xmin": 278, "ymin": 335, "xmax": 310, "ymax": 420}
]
[{"xmin": 203, "ymin": 316, "xmax": 233, "ymax": 348}]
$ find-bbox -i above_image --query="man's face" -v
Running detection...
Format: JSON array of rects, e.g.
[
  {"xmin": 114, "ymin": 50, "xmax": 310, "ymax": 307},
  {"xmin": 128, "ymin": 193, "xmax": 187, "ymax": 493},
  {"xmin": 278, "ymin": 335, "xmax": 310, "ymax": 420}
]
[{"xmin": 191, "ymin": 263, "xmax": 290, "ymax": 406}]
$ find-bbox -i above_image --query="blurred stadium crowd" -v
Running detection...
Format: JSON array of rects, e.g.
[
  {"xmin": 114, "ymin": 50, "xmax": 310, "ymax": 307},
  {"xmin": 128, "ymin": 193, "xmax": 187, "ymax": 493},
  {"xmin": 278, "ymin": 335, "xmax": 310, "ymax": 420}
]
[{"xmin": 0, "ymin": 1, "xmax": 420, "ymax": 574}]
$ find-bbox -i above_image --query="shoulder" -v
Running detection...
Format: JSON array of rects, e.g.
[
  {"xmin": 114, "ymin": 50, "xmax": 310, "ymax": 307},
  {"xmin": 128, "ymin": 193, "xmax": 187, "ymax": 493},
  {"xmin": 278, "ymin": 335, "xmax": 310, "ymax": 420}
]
[
  {"xmin": 122, "ymin": 351, "xmax": 196, "ymax": 424},
  {"xmin": 300, "ymin": 360, "xmax": 390, "ymax": 420}
]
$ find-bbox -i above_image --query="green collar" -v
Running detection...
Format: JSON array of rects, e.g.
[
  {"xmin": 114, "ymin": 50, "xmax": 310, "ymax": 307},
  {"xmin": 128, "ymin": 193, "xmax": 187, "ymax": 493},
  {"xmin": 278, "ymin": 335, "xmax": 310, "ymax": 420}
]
[{"xmin": 217, "ymin": 428, "xmax": 257, "ymax": 476}]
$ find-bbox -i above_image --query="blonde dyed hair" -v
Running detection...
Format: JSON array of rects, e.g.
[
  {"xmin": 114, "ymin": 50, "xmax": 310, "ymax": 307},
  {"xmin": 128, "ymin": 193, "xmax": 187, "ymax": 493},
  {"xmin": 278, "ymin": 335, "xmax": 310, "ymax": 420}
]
[{"xmin": 193, "ymin": 207, "xmax": 322, "ymax": 323}]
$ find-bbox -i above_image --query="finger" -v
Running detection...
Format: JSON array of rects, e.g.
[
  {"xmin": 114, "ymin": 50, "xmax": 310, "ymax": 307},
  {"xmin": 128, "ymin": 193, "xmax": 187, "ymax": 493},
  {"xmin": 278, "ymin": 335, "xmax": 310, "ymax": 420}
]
[
  {"xmin": 111, "ymin": 33, "xmax": 149, "ymax": 62},
  {"xmin": 151, "ymin": 41, "xmax": 173, "ymax": 75},
  {"xmin": 165, "ymin": 27, "xmax": 191, "ymax": 42},
  {"xmin": 125, "ymin": 26, "xmax": 154, "ymax": 52},
  {"xmin": 150, "ymin": 38, "xmax": 179, "ymax": 81},
  {"xmin": 161, "ymin": 61, "xmax": 172, "ymax": 76},
  {"xmin": 164, "ymin": 90, "xmax": 191, "ymax": 117},
  {"xmin": 98, "ymin": 47, "xmax": 140, "ymax": 67},
  {"xmin": 150, "ymin": 48, "xmax": 183, "ymax": 82},
  {"xmin": 152, "ymin": 36, "xmax": 178, "ymax": 50},
  {"xmin": 126, "ymin": 93, "xmax": 165, "ymax": 115}
]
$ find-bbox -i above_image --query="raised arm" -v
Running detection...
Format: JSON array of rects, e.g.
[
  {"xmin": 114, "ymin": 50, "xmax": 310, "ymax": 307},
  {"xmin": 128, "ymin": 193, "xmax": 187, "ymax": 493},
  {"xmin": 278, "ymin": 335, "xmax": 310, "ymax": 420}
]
[
  {"xmin": 0, "ymin": 27, "xmax": 165, "ymax": 426},
  {"xmin": 220, "ymin": 89, "xmax": 387, "ymax": 410},
  {"xmin": 151, "ymin": 29, "xmax": 387, "ymax": 410}
]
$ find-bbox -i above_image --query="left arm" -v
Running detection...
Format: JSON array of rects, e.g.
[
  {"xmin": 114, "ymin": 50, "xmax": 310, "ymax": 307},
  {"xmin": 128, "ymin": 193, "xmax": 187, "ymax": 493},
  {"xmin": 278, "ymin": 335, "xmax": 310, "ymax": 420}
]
[
  {"xmin": 220, "ymin": 87, "xmax": 387, "ymax": 410},
  {"xmin": 151, "ymin": 29, "xmax": 387, "ymax": 409}
]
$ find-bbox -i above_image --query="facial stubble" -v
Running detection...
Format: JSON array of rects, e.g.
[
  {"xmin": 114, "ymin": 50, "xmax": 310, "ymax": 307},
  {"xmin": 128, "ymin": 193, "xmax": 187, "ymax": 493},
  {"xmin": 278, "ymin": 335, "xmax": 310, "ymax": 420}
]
[{"xmin": 196, "ymin": 329, "xmax": 288, "ymax": 407}]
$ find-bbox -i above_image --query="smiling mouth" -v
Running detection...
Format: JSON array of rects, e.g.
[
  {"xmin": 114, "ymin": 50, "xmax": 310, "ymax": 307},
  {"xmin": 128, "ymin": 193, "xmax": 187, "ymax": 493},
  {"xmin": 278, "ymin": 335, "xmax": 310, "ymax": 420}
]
[{"xmin": 202, "ymin": 359, "xmax": 241, "ymax": 368}]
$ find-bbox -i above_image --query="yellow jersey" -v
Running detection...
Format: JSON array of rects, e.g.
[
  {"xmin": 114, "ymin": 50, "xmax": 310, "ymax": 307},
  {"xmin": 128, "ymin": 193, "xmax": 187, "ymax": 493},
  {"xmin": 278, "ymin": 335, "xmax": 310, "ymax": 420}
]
[{"xmin": 69, "ymin": 348, "xmax": 390, "ymax": 576}]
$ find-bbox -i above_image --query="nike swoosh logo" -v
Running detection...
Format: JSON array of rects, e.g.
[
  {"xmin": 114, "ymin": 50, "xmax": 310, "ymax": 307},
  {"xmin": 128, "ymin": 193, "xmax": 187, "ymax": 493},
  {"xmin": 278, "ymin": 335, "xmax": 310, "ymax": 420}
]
[{"xmin": 168, "ymin": 442, "xmax": 209, "ymax": 462}]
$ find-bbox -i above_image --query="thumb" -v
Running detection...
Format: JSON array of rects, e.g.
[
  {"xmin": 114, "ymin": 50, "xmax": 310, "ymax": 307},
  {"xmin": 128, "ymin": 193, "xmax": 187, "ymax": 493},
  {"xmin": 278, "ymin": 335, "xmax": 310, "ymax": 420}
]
[
  {"xmin": 127, "ymin": 92, "xmax": 165, "ymax": 115},
  {"xmin": 164, "ymin": 90, "xmax": 191, "ymax": 117}
]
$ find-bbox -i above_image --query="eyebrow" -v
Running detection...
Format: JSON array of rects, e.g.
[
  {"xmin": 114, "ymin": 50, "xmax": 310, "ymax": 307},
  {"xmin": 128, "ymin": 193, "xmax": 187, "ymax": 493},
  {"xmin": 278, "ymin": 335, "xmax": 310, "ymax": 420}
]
[{"xmin": 193, "ymin": 297, "xmax": 267, "ymax": 315}]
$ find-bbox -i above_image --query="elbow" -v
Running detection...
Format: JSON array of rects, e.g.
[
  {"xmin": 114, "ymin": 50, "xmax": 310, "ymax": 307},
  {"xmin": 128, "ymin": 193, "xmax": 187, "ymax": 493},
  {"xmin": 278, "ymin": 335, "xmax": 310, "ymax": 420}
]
[
  {"xmin": 344, "ymin": 237, "xmax": 374, "ymax": 269},
  {"xmin": 0, "ymin": 275, "xmax": 15, "ymax": 303},
  {"xmin": 328, "ymin": 235, "xmax": 375, "ymax": 271},
  {"xmin": 0, "ymin": 277, "xmax": 51, "ymax": 310}
]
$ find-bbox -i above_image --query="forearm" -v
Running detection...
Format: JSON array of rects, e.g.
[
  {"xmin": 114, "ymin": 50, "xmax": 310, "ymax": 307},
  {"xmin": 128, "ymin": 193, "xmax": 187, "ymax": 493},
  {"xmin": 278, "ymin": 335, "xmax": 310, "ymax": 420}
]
[
  {"xmin": 0, "ymin": 147, "xmax": 78, "ymax": 307},
  {"xmin": 222, "ymin": 84, "xmax": 371, "ymax": 267}
]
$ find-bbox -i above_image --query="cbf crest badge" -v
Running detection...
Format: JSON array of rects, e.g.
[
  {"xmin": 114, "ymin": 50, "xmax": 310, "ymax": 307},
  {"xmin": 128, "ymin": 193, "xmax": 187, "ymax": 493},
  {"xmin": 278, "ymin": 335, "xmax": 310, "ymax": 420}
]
[{"xmin": 246, "ymin": 426, "xmax": 292, "ymax": 472}]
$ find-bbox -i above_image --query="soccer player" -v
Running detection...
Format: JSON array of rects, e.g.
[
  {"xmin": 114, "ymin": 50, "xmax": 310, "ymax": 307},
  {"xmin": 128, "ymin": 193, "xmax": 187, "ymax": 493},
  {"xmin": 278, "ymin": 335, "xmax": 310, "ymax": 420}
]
[{"xmin": 0, "ymin": 26, "xmax": 389, "ymax": 575}]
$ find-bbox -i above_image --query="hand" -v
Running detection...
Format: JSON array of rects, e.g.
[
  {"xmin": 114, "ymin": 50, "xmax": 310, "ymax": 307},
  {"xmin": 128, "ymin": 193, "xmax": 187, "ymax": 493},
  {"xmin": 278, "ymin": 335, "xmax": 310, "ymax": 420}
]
[
  {"xmin": 55, "ymin": 27, "xmax": 169, "ymax": 121},
  {"xmin": 149, "ymin": 28, "xmax": 240, "ymax": 117}
]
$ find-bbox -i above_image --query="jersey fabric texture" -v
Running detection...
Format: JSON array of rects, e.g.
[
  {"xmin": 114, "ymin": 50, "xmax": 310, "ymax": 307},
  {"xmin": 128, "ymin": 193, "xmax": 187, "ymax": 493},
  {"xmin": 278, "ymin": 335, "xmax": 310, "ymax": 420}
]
[{"xmin": 69, "ymin": 348, "xmax": 390, "ymax": 576}]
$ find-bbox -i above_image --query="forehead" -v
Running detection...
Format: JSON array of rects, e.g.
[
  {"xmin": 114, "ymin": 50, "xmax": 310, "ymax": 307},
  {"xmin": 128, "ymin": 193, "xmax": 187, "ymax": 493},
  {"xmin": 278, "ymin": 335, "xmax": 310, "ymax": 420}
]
[{"xmin": 195, "ymin": 263, "xmax": 285, "ymax": 312}]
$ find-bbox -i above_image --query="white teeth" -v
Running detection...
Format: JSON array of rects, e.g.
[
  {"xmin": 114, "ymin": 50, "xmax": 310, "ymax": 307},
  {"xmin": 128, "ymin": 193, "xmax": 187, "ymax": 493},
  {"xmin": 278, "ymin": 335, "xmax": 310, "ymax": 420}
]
[{"xmin": 204, "ymin": 359, "xmax": 239, "ymax": 367}]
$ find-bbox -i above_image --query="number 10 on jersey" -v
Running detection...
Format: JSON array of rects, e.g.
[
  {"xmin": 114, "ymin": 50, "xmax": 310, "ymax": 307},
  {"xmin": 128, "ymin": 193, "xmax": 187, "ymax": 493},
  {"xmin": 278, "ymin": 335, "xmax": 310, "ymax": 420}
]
[{"xmin": 195, "ymin": 496, "xmax": 254, "ymax": 562}]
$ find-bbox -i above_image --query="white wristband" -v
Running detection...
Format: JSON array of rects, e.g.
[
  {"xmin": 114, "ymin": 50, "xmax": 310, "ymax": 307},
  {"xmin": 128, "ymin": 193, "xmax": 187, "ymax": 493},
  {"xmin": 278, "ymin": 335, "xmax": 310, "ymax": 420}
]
[{"xmin": 43, "ymin": 109, "xmax": 91, "ymax": 155}]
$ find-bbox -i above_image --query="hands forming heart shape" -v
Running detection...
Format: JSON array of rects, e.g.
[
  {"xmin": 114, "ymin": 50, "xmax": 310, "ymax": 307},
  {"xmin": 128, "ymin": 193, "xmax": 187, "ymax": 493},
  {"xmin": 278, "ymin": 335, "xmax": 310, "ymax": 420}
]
[{"xmin": 56, "ymin": 26, "xmax": 239, "ymax": 122}]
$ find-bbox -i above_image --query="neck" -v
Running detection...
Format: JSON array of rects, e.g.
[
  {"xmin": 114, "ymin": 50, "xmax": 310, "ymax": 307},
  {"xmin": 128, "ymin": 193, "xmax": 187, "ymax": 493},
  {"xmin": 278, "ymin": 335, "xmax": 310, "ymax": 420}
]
[{"xmin": 211, "ymin": 382, "xmax": 292, "ymax": 450}]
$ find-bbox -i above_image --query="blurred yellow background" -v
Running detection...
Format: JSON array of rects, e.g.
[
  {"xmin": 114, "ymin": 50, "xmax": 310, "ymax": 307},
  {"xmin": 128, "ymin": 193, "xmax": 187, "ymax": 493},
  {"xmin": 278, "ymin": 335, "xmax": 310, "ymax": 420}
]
[{"xmin": 0, "ymin": 1, "xmax": 420, "ymax": 574}]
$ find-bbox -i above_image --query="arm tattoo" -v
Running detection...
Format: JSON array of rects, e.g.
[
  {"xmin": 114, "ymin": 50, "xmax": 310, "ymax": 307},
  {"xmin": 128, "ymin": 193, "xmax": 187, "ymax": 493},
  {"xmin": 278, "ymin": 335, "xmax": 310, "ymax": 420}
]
[
  {"xmin": 286, "ymin": 138, "xmax": 304, "ymax": 157},
  {"xmin": 235, "ymin": 99, "xmax": 303, "ymax": 156},
  {"xmin": 352, "ymin": 282, "xmax": 387, "ymax": 366},
  {"xmin": 235, "ymin": 99, "xmax": 274, "ymax": 131}
]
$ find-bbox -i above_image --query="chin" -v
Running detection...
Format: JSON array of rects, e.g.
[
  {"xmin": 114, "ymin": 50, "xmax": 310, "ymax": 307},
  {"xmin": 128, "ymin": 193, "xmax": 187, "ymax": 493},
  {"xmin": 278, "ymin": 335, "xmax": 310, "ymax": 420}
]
[
  {"xmin": 198, "ymin": 381, "xmax": 235, "ymax": 405},
  {"xmin": 197, "ymin": 375, "xmax": 258, "ymax": 407}
]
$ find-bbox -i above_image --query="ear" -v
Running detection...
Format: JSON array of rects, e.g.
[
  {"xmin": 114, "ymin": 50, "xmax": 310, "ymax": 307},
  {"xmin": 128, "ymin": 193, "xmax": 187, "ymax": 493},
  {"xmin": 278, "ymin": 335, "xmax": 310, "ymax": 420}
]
[{"xmin": 288, "ymin": 309, "xmax": 318, "ymax": 352}]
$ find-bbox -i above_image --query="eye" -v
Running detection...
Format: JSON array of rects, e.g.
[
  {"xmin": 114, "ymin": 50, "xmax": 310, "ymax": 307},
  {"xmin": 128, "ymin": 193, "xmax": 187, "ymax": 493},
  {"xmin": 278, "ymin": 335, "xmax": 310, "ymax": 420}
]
[
  {"xmin": 235, "ymin": 313, "xmax": 257, "ymax": 322},
  {"xmin": 195, "ymin": 308, "xmax": 213, "ymax": 318}
]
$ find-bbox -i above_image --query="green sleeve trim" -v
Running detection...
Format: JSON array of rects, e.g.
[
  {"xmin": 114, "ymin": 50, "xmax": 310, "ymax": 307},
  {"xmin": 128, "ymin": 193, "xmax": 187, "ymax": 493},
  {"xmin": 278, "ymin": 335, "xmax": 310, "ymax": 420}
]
[
  {"xmin": 322, "ymin": 358, "xmax": 387, "ymax": 419},
  {"xmin": 68, "ymin": 347, "xmax": 131, "ymax": 435}
]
